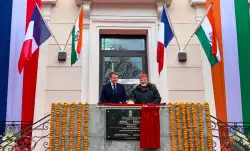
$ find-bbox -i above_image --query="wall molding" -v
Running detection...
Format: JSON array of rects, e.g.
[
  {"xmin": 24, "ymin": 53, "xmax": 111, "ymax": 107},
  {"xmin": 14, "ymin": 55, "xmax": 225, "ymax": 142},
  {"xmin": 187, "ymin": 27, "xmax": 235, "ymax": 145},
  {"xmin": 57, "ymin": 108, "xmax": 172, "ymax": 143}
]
[
  {"xmin": 75, "ymin": 0, "xmax": 172, "ymax": 5},
  {"xmin": 41, "ymin": 0, "xmax": 57, "ymax": 5}
]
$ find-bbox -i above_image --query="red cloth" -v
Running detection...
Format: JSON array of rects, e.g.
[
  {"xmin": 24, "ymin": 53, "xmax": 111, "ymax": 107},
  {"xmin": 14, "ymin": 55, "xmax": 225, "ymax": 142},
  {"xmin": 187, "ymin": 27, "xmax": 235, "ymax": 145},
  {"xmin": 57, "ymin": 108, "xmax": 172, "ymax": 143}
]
[{"xmin": 140, "ymin": 106, "xmax": 160, "ymax": 149}]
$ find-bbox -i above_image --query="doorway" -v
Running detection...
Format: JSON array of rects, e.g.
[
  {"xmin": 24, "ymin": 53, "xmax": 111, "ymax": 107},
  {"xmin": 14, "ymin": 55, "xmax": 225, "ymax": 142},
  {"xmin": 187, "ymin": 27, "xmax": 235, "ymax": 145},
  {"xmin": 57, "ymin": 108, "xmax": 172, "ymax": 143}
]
[{"xmin": 99, "ymin": 35, "xmax": 148, "ymax": 95}]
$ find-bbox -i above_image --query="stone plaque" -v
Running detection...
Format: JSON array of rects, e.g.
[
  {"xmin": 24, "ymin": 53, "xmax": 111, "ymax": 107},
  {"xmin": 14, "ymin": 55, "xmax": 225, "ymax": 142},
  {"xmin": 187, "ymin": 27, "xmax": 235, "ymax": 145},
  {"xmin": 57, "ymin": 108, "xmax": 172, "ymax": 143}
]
[{"xmin": 106, "ymin": 109, "xmax": 141, "ymax": 140}]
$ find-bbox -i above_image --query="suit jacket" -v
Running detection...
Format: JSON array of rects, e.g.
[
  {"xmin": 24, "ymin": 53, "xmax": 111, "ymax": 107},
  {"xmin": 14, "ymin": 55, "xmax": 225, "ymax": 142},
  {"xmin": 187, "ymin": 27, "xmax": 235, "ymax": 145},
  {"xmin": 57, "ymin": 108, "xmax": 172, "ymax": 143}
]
[{"xmin": 100, "ymin": 83, "xmax": 128, "ymax": 103}]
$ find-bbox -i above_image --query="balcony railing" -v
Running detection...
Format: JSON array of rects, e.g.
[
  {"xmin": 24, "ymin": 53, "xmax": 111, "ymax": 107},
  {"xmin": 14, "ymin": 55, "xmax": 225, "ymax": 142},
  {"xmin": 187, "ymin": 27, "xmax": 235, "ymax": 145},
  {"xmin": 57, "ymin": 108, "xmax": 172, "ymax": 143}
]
[
  {"xmin": 0, "ymin": 115, "xmax": 50, "ymax": 151},
  {"xmin": 0, "ymin": 114, "xmax": 250, "ymax": 150}
]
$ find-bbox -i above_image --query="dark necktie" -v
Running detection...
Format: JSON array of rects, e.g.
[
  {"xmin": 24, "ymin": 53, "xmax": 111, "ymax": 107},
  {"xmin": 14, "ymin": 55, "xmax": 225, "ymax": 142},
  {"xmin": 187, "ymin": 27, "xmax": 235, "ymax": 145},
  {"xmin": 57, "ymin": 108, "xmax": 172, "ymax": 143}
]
[{"xmin": 113, "ymin": 84, "xmax": 117, "ymax": 93}]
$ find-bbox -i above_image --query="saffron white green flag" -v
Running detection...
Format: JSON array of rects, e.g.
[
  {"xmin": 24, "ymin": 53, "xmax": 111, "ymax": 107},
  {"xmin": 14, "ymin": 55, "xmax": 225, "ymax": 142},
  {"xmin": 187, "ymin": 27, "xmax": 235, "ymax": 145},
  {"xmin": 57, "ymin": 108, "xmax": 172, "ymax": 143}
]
[
  {"xmin": 71, "ymin": 8, "xmax": 84, "ymax": 65},
  {"xmin": 195, "ymin": 8, "xmax": 220, "ymax": 67}
]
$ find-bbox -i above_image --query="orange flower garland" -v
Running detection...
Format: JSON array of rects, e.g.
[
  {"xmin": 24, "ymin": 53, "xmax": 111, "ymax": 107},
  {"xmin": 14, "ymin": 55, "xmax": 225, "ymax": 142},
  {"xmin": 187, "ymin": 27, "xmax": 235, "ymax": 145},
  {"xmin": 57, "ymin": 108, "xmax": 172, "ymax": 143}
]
[
  {"xmin": 185, "ymin": 103, "xmax": 193, "ymax": 150},
  {"xmin": 191, "ymin": 103, "xmax": 199, "ymax": 151},
  {"xmin": 49, "ymin": 103, "xmax": 55, "ymax": 151},
  {"xmin": 169, "ymin": 103, "xmax": 176, "ymax": 151},
  {"xmin": 175, "ymin": 103, "xmax": 182, "ymax": 151},
  {"xmin": 61, "ymin": 103, "xmax": 68, "ymax": 151},
  {"xmin": 54, "ymin": 103, "xmax": 61, "ymax": 151},
  {"xmin": 69, "ymin": 102, "xmax": 75, "ymax": 151},
  {"xmin": 197, "ymin": 103, "xmax": 205, "ymax": 151},
  {"xmin": 84, "ymin": 102, "xmax": 89, "ymax": 151},
  {"xmin": 180, "ymin": 103, "xmax": 188, "ymax": 151},
  {"xmin": 77, "ymin": 102, "xmax": 82, "ymax": 150},
  {"xmin": 205, "ymin": 102, "xmax": 213, "ymax": 151}
]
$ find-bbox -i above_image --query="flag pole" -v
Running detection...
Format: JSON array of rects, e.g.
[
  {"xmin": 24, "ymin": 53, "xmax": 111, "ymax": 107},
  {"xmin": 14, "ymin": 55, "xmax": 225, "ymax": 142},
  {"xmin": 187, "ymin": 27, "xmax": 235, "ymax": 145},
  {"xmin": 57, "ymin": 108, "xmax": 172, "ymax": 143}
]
[
  {"xmin": 163, "ymin": 2, "xmax": 181, "ymax": 52},
  {"xmin": 63, "ymin": 4, "xmax": 84, "ymax": 51},
  {"xmin": 35, "ymin": 2, "xmax": 62, "ymax": 50},
  {"xmin": 182, "ymin": 3, "xmax": 213, "ymax": 52}
]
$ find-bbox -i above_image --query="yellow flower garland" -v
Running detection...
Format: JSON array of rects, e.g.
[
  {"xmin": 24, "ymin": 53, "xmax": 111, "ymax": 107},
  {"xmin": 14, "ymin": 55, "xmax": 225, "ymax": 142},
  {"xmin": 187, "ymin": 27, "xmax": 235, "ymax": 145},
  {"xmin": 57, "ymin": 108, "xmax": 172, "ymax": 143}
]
[
  {"xmin": 61, "ymin": 103, "xmax": 68, "ymax": 151},
  {"xmin": 191, "ymin": 103, "xmax": 199, "ymax": 151},
  {"xmin": 54, "ymin": 103, "xmax": 61, "ymax": 151},
  {"xmin": 77, "ymin": 102, "xmax": 82, "ymax": 150},
  {"xmin": 197, "ymin": 103, "xmax": 205, "ymax": 151},
  {"xmin": 69, "ymin": 102, "xmax": 75, "ymax": 151},
  {"xmin": 180, "ymin": 103, "xmax": 188, "ymax": 151},
  {"xmin": 84, "ymin": 102, "xmax": 89, "ymax": 150},
  {"xmin": 185, "ymin": 103, "xmax": 193, "ymax": 151},
  {"xmin": 175, "ymin": 103, "xmax": 182, "ymax": 151},
  {"xmin": 205, "ymin": 102, "xmax": 213, "ymax": 151},
  {"xmin": 169, "ymin": 103, "xmax": 176, "ymax": 151},
  {"xmin": 49, "ymin": 103, "xmax": 55, "ymax": 151}
]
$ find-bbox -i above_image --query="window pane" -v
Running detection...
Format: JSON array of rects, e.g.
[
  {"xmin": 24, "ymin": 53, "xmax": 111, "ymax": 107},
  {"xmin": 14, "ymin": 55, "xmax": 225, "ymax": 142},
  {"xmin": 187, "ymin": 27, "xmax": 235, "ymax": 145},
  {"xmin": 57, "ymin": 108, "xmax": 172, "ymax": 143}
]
[
  {"xmin": 104, "ymin": 57, "xmax": 143, "ymax": 84},
  {"xmin": 103, "ymin": 56, "xmax": 144, "ymax": 95},
  {"xmin": 101, "ymin": 38, "xmax": 145, "ymax": 51}
]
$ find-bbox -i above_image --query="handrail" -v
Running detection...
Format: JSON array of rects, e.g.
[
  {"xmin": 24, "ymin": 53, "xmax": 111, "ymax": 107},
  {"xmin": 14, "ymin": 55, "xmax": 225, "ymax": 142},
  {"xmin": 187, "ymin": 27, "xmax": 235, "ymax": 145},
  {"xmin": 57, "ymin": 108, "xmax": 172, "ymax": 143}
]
[
  {"xmin": 210, "ymin": 115, "xmax": 249, "ymax": 139},
  {"xmin": 0, "ymin": 114, "xmax": 51, "ymax": 146}
]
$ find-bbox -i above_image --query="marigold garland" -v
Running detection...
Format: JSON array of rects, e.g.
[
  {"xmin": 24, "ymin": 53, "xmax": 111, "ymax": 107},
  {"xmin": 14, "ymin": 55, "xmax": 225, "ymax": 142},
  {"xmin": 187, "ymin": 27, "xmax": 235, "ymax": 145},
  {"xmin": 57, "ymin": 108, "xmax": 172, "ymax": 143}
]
[
  {"xmin": 180, "ymin": 103, "xmax": 188, "ymax": 151},
  {"xmin": 197, "ymin": 103, "xmax": 205, "ymax": 151},
  {"xmin": 175, "ymin": 103, "xmax": 182, "ymax": 151},
  {"xmin": 191, "ymin": 103, "xmax": 199, "ymax": 151},
  {"xmin": 84, "ymin": 102, "xmax": 89, "ymax": 151},
  {"xmin": 77, "ymin": 102, "xmax": 82, "ymax": 150},
  {"xmin": 54, "ymin": 103, "xmax": 61, "ymax": 151},
  {"xmin": 61, "ymin": 103, "xmax": 68, "ymax": 151},
  {"xmin": 185, "ymin": 103, "xmax": 193, "ymax": 150},
  {"xmin": 49, "ymin": 103, "xmax": 55, "ymax": 151},
  {"xmin": 69, "ymin": 102, "xmax": 75, "ymax": 151},
  {"xmin": 205, "ymin": 102, "xmax": 213, "ymax": 151},
  {"xmin": 169, "ymin": 103, "xmax": 176, "ymax": 151}
]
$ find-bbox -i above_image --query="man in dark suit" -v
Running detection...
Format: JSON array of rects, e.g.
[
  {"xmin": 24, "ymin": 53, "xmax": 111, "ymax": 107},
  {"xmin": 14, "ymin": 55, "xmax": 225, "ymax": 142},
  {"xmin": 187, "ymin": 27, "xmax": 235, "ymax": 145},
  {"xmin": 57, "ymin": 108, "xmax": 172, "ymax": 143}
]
[{"xmin": 100, "ymin": 72, "xmax": 128, "ymax": 103}]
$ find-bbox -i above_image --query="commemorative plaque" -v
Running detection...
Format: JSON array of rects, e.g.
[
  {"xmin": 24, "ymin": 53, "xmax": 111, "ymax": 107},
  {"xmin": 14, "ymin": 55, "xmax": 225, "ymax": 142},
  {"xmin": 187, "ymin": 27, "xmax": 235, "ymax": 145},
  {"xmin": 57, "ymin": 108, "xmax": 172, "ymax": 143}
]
[{"xmin": 106, "ymin": 109, "xmax": 141, "ymax": 140}]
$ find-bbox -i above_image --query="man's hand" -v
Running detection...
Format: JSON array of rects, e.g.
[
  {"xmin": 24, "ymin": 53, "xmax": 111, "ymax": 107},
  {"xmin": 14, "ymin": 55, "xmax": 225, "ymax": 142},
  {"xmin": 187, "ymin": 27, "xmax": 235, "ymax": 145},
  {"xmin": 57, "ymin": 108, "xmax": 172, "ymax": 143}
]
[{"xmin": 126, "ymin": 100, "xmax": 135, "ymax": 104}]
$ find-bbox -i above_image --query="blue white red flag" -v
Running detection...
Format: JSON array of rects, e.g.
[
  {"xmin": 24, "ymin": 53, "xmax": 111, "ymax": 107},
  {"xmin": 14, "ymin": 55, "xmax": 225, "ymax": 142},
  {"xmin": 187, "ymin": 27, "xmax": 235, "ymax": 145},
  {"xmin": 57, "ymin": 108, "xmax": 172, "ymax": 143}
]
[
  {"xmin": 18, "ymin": 5, "xmax": 51, "ymax": 73},
  {"xmin": 0, "ymin": 0, "xmax": 48, "ymax": 135},
  {"xmin": 157, "ymin": 6, "xmax": 174, "ymax": 74}
]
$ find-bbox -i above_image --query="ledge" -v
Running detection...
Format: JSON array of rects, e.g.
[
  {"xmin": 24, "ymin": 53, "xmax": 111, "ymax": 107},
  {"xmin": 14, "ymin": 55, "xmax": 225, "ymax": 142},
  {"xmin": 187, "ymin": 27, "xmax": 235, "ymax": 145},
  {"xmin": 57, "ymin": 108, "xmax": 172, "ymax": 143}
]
[
  {"xmin": 75, "ymin": 0, "xmax": 172, "ymax": 5},
  {"xmin": 41, "ymin": 0, "xmax": 57, "ymax": 5},
  {"xmin": 189, "ymin": 0, "xmax": 205, "ymax": 6}
]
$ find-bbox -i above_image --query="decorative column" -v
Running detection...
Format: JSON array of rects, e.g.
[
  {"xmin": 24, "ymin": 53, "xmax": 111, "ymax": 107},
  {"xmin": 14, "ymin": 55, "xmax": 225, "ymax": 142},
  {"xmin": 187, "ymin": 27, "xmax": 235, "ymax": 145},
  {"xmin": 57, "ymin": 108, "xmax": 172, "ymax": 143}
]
[
  {"xmin": 32, "ymin": 1, "xmax": 57, "ymax": 151},
  {"xmin": 156, "ymin": 0, "xmax": 172, "ymax": 102},
  {"xmin": 74, "ymin": 0, "xmax": 91, "ymax": 103}
]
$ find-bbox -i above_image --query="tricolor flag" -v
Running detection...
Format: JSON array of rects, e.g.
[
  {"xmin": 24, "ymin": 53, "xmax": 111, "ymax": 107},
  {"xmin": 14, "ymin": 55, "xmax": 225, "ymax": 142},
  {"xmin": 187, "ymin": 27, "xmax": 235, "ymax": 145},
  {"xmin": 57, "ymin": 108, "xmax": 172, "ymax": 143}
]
[
  {"xmin": 206, "ymin": 0, "xmax": 250, "ymax": 129},
  {"xmin": 157, "ymin": 6, "xmax": 174, "ymax": 75},
  {"xmin": 18, "ymin": 5, "xmax": 51, "ymax": 73},
  {"xmin": 71, "ymin": 7, "xmax": 84, "ymax": 65},
  {"xmin": 195, "ymin": 6, "xmax": 220, "ymax": 67},
  {"xmin": 0, "ymin": 0, "xmax": 47, "ymax": 134}
]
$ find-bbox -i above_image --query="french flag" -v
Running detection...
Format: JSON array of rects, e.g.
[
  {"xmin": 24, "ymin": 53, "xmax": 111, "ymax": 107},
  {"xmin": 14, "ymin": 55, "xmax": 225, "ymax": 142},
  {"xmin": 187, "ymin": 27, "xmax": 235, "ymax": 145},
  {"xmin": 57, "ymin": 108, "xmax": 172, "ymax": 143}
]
[
  {"xmin": 18, "ymin": 5, "xmax": 51, "ymax": 73},
  {"xmin": 157, "ymin": 6, "xmax": 174, "ymax": 75}
]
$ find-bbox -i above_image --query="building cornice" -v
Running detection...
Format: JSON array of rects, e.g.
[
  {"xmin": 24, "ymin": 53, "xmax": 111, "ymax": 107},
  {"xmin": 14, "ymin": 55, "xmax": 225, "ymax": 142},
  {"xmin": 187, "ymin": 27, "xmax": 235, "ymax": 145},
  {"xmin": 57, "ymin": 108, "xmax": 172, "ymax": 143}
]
[{"xmin": 41, "ymin": 0, "xmax": 57, "ymax": 5}]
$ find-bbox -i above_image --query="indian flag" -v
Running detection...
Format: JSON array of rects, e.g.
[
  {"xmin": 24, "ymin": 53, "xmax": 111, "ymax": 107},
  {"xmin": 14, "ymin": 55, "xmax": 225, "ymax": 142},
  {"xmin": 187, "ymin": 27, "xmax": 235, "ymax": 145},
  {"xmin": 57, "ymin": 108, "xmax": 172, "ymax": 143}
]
[
  {"xmin": 71, "ymin": 7, "xmax": 84, "ymax": 65},
  {"xmin": 195, "ymin": 6, "xmax": 220, "ymax": 67},
  {"xmin": 205, "ymin": 0, "xmax": 250, "ymax": 129}
]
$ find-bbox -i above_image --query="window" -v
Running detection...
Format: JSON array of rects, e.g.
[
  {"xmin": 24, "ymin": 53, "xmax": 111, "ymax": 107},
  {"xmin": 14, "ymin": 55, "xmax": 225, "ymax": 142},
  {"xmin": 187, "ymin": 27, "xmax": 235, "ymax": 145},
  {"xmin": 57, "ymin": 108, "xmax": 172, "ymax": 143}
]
[{"xmin": 100, "ymin": 35, "xmax": 148, "ymax": 95}]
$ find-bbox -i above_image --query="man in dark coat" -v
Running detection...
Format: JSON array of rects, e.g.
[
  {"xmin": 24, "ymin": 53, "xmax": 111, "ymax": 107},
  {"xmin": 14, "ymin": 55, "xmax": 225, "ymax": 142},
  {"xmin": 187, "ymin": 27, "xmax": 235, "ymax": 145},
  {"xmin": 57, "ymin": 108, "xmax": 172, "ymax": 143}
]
[
  {"xmin": 130, "ymin": 74, "xmax": 161, "ymax": 104},
  {"xmin": 100, "ymin": 72, "xmax": 128, "ymax": 103}
]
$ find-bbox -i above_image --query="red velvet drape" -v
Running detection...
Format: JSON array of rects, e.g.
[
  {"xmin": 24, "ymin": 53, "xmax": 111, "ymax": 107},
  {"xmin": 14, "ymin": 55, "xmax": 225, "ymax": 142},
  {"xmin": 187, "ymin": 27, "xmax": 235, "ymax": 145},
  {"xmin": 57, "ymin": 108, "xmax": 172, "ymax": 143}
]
[{"xmin": 140, "ymin": 106, "xmax": 160, "ymax": 149}]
